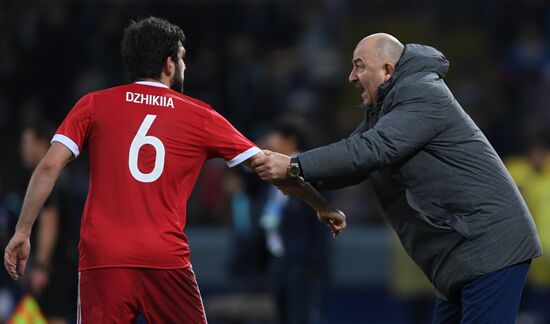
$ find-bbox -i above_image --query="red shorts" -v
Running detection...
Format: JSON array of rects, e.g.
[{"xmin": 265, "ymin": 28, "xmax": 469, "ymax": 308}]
[{"xmin": 77, "ymin": 266, "xmax": 207, "ymax": 323}]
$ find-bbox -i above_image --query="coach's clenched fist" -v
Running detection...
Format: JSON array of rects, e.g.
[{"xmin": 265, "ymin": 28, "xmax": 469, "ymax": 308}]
[{"xmin": 250, "ymin": 150, "xmax": 291, "ymax": 181}]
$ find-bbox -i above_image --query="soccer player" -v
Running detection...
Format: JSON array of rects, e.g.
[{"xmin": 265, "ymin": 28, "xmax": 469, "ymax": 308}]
[{"xmin": 3, "ymin": 17, "xmax": 346, "ymax": 323}]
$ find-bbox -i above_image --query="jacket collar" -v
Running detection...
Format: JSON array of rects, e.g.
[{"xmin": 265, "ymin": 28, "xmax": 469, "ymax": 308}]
[{"xmin": 375, "ymin": 43, "xmax": 450, "ymax": 109}]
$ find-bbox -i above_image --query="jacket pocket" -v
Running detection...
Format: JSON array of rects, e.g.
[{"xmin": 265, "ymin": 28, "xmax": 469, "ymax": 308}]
[
  {"xmin": 422, "ymin": 213, "xmax": 454, "ymax": 232},
  {"xmin": 422, "ymin": 212, "xmax": 475, "ymax": 240},
  {"xmin": 447, "ymin": 212, "xmax": 476, "ymax": 240}
]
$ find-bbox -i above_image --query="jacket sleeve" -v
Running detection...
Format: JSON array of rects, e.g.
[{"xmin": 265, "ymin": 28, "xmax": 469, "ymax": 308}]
[
  {"xmin": 302, "ymin": 120, "xmax": 370, "ymax": 191},
  {"xmin": 298, "ymin": 100, "xmax": 448, "ymax": 183}
]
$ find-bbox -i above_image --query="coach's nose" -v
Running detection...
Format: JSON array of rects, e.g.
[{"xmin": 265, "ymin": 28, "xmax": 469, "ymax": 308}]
[{"xmin": 349, "ymin": 68, "xmax": 358, "ymax": 84}]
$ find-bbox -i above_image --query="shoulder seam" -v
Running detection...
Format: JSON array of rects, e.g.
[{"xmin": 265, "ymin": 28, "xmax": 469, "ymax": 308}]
[{"xmin": 178, "ymin": 96, "xmax": 209, "ymax": 110}]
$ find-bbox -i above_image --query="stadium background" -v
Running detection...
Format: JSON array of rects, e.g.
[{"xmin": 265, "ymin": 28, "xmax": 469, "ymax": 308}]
[{"xmin": 0, "ymin": 1, "xmax": 549, "ymax": 323}]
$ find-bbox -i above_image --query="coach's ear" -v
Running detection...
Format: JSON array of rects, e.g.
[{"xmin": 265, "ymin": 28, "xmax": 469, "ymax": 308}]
[{"xmin": 383, "ymin": 62, "xmax": 396, "ymax": 82}]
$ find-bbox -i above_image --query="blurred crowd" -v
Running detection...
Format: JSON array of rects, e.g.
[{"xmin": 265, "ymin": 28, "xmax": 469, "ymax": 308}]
[{"xmin": 1, "ymin": 0, "xmax": 550, "ymax": 323}]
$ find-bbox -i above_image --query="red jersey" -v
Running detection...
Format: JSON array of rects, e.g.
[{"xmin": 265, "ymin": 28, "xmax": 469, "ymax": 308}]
[{"xmin": 52, "ymin": 81, "xmax": 259, "ymax": 271}]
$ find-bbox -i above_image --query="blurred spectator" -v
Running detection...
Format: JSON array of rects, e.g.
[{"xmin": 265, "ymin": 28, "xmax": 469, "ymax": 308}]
[
  {"xmin": 225, "ymin": 168, "xmax": 267, "ymax": 287},
  {"xmin": 20, "ymin": 120, "xmax": 80, "ymax": 324},
  {"xmin": 0, "ymin": 180, "xmax": 18, "ymax": 322},
  {"xmin": 389, "ymin": 231, "xmax": 433, "ymax": 324},
  {"xmin": 506, "ymin": 141, "xmax": 550, "ymax": 324},
  {"xmin": 259, "ymin": 117, "xmax": 329, "ymax": 324}
]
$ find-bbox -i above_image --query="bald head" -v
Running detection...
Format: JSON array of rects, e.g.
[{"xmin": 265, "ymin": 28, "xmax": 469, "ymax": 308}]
[
  {"xmin": 358, "ymin": 33, "xmax": 404, "ymax": 65},
  {"xmin": 349, "ymin": 33, "xmax": 404, "ymax": 106}
]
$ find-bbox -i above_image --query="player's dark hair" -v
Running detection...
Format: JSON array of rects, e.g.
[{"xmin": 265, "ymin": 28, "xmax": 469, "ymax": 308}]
[
  {"xmin": 272, "ymin": 117, "xmax": 311, "ymax": 151},
  {"xmin": 121, "ymin": 17, "xmax": 186, "ymax": 81},
  {"xmin": 23, "ymin": 119, "xmax": 56, "ymax": 142}
]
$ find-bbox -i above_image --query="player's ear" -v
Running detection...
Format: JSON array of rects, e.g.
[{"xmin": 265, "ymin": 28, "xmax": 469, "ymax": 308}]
[{"xmin": 163, "ymin": 56, "xmax": 175, "ymax": 78}]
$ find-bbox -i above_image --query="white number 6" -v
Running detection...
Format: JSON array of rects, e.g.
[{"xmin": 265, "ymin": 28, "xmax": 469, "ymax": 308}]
[{"xmin": 128, "ymin": 114, "xmax": 165, "ymax": 183}]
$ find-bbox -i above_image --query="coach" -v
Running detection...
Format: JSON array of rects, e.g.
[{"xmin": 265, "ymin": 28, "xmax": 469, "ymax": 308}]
[{"xmin": 252, "ymin": 33, "xmax": 542, "ymax": 323}]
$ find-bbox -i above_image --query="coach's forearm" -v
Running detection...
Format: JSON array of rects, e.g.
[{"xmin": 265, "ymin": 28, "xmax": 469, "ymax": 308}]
[{"xmin": 15, "ymin": 161, "xmax": 64, "ymax": 237}]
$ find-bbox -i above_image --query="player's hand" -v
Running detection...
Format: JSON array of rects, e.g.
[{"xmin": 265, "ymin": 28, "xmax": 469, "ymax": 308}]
[
  {"xmin": 4, "ymin": 231, "xmax": 31, "ymax": 281},
  {"xmin": 317, "ymin": 208, "xmax": 347, "ymax": 238},
  {"xmin": 250, "ymin": 150, "xmax": 291, "ymax": 181},
  {"xmin": 28, "ymin": 267, "xmax": 49, "ymax": 295}
]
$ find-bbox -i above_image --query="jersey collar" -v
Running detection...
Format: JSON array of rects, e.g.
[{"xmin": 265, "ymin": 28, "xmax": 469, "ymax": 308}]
[{"xmin": 135, "ymin": 81, "xmax": 169, "ymax": 89}]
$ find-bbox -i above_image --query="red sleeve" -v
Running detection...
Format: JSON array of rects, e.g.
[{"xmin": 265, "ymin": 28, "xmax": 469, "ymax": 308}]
[
  {"xmin": 204, "ymin": 107, "xmax": 260, "ymax": 167},
  {"xmin": 51, "ymin": 93, "xmax": 93, "ymax": 157}
]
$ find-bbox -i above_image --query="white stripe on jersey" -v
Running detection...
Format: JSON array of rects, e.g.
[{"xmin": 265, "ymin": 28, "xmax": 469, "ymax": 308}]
[
  {"xmin": 226, "ymin": 146, "xmax": 262, "ymax": 168},
  {"xmin": 135, "ymin": 81, "xmax": 169, "ymax": 88},
  {"xmin": 189, "ymin": 265, "xmax": 208, "ymax": 324},
  {"xmin": 77, "ymin": 272, "xmax": 81, "ymax": 324},
  {"xmin": 51, "ymin": 134, "xmax": 80, "ymax": 157}
]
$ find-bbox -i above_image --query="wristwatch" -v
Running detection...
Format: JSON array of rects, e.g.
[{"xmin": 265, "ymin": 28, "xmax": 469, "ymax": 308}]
[{"xmin": 287, "ymin": 157, "xmax": 302, "ymax": 178}]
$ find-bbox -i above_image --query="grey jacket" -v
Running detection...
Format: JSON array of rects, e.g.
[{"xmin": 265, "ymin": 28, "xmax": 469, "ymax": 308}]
[{"xmin": 297, "ymin": 44, "xmax": 542, "ymax": 299}]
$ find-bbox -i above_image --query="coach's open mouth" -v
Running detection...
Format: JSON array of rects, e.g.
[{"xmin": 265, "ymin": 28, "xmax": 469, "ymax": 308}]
[
  {"xmin": 357, "ymin": 85, "xmax": 367, "ymax": 100},
  {"xmin": 352, "ymin": 81, "xmax": 367, "ymax": 101}
]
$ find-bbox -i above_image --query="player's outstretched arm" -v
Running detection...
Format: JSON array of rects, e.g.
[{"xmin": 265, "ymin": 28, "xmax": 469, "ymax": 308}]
[
  {"xmin": 4, "ymin": 142, "xmax": 73, "ymax": 280},
  {"xmin": 242, "ymin": 150, "xmax": 352, "ymax": 232},
  {"xmin": 273, "ymin": 177, "xmax": 347, "ymax": 238},
  {"xmin": 247, "ymin": 151, "xmax": 347, "ymax": 237}
]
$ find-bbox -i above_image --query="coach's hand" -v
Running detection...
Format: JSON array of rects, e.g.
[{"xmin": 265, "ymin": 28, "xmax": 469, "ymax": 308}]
[
  {"xmin": 250, "ymin": 150, "xmax": 291, "ymax": 181},
  {"xmin": 4, "ymin": 231, "xmax": 31, "ymax": 281},
  {"xmin": 317, "ymin": 208, "xmax": 347, "ymax": 238}
]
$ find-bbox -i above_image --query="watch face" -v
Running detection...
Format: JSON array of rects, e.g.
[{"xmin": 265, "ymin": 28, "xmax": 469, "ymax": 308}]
[{"xmin": 289, "ymin": 164, "xmax": 300, "ymax": 177}]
